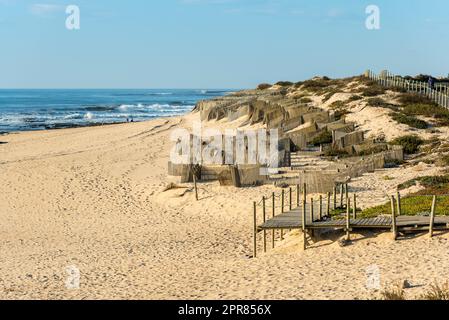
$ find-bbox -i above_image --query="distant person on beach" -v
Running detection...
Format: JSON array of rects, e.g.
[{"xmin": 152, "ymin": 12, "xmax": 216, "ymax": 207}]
[{"xmin": 428, "ymin": 76, "xmax": 435, "ymax": 90}]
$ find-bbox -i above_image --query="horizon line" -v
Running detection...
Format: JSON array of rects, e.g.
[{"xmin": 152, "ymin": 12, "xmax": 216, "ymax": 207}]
[{"xmin": 0, "ymin": 87, "xmax": 243, "ymax": 90}]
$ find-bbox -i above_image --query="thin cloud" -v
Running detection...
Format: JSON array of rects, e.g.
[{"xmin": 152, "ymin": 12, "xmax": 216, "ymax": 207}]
[
  {"xmin": 327, "ymin": 8, "xmax": 344, "ymax": 18},
  {"xmin": 29, "ymin": 3, "xmax": 64, "ymax": 16}
]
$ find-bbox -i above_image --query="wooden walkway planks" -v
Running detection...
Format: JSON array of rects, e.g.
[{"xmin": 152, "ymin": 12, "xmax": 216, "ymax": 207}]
[{"xmin": 258, "ymin": 206, "xmax": 449, "ymax": 231}]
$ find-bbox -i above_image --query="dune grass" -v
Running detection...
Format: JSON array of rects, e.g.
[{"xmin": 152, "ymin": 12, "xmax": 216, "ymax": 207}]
[
  {"xmin": 360, "ymin": 196, "xmax": 446, "ymax": 218},
  {"xmin": 389, "ymin": 135, "xmax": 424, "ymax": 154},
  {"xmin": 390, "ymin": 112, "xmax": 429, "ymax": 129},
  {"xmin": 275, "ymin": 81, "xmax": 294, "ymax": 87},
  {"xmin": 361, "ymin": 84, "xmax": 386, "ymax": 97},
  {"xmin": 360, "ymin": 175, "xmax": 449, "ymax": 218},
  {"xmin": 347, "ymin": 94, "xmax": 362, "ymax": 102},
  {"xmin": 367, "ymin": 97, "xmax": 394, "ymax": 108},
  {"xmin": 257, "ymin": 83, "xmax": 272, "ymax": 90},
  {"xmin": 421, "ymin": 282, "xmax": 449, "ymax": 300},
  {"xmin": 380, "ymin": 282, "xmax": 406, "ymax": 300},
  {"xmin": 401, "ymin": 103, "xmax": 449, "ymax": 126},
  {"xmin": 398, "ymin": 175, "xmax": 449, "ymax": 194},
  {"xmin": 398, "ymin": 93, "xmax": 436, "ymax": 105}
]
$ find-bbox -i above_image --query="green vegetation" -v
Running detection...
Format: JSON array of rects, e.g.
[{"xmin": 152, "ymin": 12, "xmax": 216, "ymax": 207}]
[
  {"xmin": 360, "ymin": 196, "xmax": 445, "ymax": 218},
  {"xmin": 323, "ymin": 147, "xmax": 349, "ymax": 158},
  {"xmin": 275, "ymin": 81, "xmax": 294, "ymax": 87},
  {"xmin": 347, "ymin": 95, "xmax": 362, "ymax": 102},
  {"xmin": 300, "ymin": 77, "xmax": 351, "ymax": 95},
  {"xmin": 322, "ymin": 89, "xmax": 339, "ymax": 102},
  {"xmin": 389, "ymin": 86, "xmax": 408, "ymax": 93},
  {"xmin": 329, "ymin": 207, "xmax": 362, "ymax": 219},
  {"xmin": 360, "ymin": 84, "xmax": 386, "ymax": 97},
  {"xmin": 334, "ymin": 109, "xmax": 351, "ymax": 121},
  {"xmin": 257, "ymin": 83, "xmax": 272, "ymax": 90},
  {"xmin": 311, "ymin": 131, "xmax": 333, "ymax": 146},
  {"xmin": 327, "ymin": 100, "xmax": 351, "ymax": 120},
  {"xmin": 398, "ymin": 93, "xmax": 436, "ymax": 105},
  {"xmin": 439, "ymin": 154, "xmax": 449, "ymax": 166},
  {"xmin": 390, "ymin": 112, "xmax": 428, "ymax": 129},
  {"xmin": 390, "ymin": 135, "xmax": 424, "ymax": 154},
  {"xmin": 401, "ymin": 103, "xmax": 449, "ymax": 126},
  {"xmin": 301, "ymin": 79, "xmax": 331, "ymax": 92},
  {"xmin": 329, "ymin": 100, "xmax": 346, "ymax": 109},
  {"xmin": 357, "ymin": 78, "xmax": 377, "ymax": 86},
  {"xmin": 367, "ymin": 97, "xmax": 396, "ymax": 109},
  {"xmin": 361, "ymin": 175, "xmax": 449, "ymax": 218},
  {"xmin": 299, "ymin": 97, "xmax": 312, "ymax": 103},
  {"xmin": 397, "ymin": 175, "xmax": 449, "ymax": 194},
  {"xmin": 357, "ymin": 145, "xmax": 388, "ymax": 156}
]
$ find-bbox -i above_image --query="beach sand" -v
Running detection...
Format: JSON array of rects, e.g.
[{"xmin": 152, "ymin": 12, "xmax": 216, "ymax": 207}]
[{"xmin": 1, "ymin": 114, "xmax": 449, "ymax": 300}]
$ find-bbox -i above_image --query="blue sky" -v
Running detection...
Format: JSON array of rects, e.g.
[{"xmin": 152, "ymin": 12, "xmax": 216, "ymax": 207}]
[{"xmin": 0, "ymin": 0, "xmax": 448, "ymax": 88}]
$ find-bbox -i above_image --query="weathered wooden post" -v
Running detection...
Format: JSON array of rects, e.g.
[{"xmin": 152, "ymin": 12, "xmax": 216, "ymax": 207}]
[
  {"xmin": 303, "ymin": 183, "xmax": 307, "ymax": 202},
  {"xmin": 333, "ymin": 186, "xmax": 337, "ymax": 210},
  {"xmin": 327, "ymin": 192, "xmax": 331, "ymax": 217},
  {"xmin": 272, "ymin": 192, "xmax": 275, "ymax": 248},
  {"xmin": 396, "ymin": 191, "xmax": 402, "ymax": 216},
  {"xmin": 193, "ymin": 174, "xmax": 199, "ymax": 201},
  {"xmin": 345, "ymin": 183, "xmax": 349, "ymax": 208},
  {"xmin": 253, "ymin": 201, "xmax": 257, "ymax": 258},
  {"xmin": 310, "ymin": 197, "xmax": 314, "ymax": 222},
  {"xmin": 296, "ymin": 184, "xmax": 300, "ymax": 207},
  {"xmin": 340, "ymin": 184, "xmax": 344, "ymax": 208},
  {"xmin": 281, "ymin": 189, "xmax": 285, "ymax": 213},
  {"xmin": 280, "ymin": 190, "xmax": 285, "ymax": 240},
  {"xmin": 429, "ymin": 195, "xmax": 437, "ymax": 238},
  {"xmin": 262, "ymin": 196, "xmax": 267, "ymax": 253},
  {"xmin": 346, "ymin": 198, "xmax": 351, "ymax": 241},
  {"xmin": 289, "ymin": 187, "xmax": 292, "ymax": 211},
  {"xmin": 390, "ymin": 196, "xmax": 397, "ymax": 240},
  {"xmin": 353, "ymin": 194, "xmax": 357, "ymax": 219},
  {"xmin": 319, "ymin": 195, "xmax": 323, "ymax": 221},
  {"xmin": 302, "ymin": 199, "xmax": 307, "ymax": 250}
]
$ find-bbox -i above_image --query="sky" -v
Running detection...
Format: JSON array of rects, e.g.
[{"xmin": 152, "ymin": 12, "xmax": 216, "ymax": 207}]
[{"xmin": 0, "ymin": 0, "xmax": 448, "ymax": 89}]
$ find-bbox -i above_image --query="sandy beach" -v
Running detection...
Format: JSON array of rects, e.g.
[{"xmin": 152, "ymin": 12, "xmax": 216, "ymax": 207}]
[{"xmin": 1, "ymin": 113, "xmax": 449, "ymax": 300}]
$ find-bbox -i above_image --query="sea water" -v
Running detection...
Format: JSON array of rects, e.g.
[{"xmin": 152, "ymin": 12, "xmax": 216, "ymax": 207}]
[{"xmin": 0, "ymin": 89, "xmax": 233, "ymax": 133}]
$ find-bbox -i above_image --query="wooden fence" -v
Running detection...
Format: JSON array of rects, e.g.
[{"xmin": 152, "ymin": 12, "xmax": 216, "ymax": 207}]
[{"xmin": 366, "ymin": 70, "xmax": 449, "ymax": 109}]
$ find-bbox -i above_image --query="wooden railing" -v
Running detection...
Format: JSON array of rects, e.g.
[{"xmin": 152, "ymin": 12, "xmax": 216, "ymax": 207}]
[
  {"xmin": 252, "ymin": 182, "xmax": 348, "ymax": 257},
  {"xmin": 366, "ymin": 70, "xmax": 449, "ymax": 109}
]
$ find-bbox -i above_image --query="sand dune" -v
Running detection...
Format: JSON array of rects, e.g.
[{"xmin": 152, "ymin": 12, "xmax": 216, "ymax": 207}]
[{"xmin": 1, "ymin": 116, "xmax": 448, "ymax": 300}]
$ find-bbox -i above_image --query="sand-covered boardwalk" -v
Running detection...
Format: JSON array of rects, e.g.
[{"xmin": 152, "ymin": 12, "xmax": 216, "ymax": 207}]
[{"xmin": 1, "ymin": 116, "xmax": 449, "ymax": 300}]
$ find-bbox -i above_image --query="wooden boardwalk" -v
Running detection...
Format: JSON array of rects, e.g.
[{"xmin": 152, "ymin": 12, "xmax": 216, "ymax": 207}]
[
  {"xmin": 258, "ymin": 207, "xmax": 449, "ymax": 232},
  {"xmin": 251, "ymin": 185, "xmax": 449, "ymax": 257}
]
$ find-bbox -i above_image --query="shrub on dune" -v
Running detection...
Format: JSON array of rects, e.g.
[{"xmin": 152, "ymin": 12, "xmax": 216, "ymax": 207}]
[
  {"xmin": 257, "ymin": 83, "xmax": 272, "ymax": 90},
  {"xmin": 390, "ymin": 135, "xmax": 424, "ymax": 154}
]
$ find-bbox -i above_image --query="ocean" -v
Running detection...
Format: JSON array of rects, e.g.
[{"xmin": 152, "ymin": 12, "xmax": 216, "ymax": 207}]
[{"xmin": 0, "ymin": 89, "xmax": 233, "ymax": 133}]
